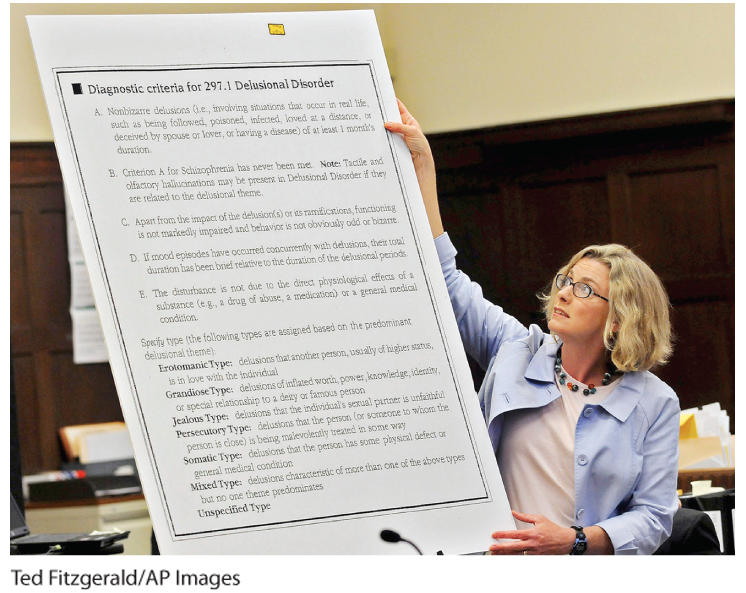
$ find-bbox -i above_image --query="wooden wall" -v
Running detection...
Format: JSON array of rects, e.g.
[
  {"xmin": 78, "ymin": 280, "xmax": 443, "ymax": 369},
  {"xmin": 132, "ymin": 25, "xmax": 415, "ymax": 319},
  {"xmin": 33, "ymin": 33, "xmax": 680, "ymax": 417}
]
[
  {"xmin": 11, "ymin": 144, "xmax": 123, "ymax": 474},
  {"xmin": 429, "ymin": 99, "xmax": 735, "ymax": 427},
  {"xmin": 10, "ymin": 99, "xmax": 734, "ymax": 473}
]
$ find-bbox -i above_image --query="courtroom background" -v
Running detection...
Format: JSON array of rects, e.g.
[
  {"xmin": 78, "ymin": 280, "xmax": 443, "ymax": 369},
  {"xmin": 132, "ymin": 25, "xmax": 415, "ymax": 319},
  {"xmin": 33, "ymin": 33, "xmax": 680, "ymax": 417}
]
[{"xmin": 10, "ymin": 3, "xmax": 735, "ymax": 474}]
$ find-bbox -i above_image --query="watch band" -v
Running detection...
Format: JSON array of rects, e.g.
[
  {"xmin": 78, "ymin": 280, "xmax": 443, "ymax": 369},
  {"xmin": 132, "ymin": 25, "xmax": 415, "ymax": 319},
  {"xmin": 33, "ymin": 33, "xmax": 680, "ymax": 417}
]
[{"xmin": 570, "ymin": 525, "xmax": 588, "ymax": 555}]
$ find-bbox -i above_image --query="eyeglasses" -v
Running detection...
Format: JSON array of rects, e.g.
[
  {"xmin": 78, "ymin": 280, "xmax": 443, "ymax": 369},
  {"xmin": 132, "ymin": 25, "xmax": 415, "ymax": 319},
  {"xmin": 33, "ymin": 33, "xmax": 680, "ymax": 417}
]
[{"xmin": 555, "ymin": 274, "xmax": 609, "ymax": 302}]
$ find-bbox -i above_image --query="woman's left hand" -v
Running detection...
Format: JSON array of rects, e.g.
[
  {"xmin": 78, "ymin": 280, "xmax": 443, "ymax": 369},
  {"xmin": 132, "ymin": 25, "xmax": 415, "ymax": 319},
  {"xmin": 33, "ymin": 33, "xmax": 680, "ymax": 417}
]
[{"xmin": 489, "ymin": 511, "xmax": 576, "ymax": 555}]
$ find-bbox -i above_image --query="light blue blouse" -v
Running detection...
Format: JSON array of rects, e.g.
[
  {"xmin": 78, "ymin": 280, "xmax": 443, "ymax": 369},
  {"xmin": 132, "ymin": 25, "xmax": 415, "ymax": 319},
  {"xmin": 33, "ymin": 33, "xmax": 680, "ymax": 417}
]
[{"xmin": 436, "ymin": 233, "xmax": 680, "ymax": 554}]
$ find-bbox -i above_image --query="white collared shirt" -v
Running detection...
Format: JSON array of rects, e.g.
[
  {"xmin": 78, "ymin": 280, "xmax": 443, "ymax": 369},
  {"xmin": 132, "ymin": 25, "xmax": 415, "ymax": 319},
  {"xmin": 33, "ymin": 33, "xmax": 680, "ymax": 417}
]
[{"xmin": 496, "ymin": 370, "xmax": 618, "ymax": 529}]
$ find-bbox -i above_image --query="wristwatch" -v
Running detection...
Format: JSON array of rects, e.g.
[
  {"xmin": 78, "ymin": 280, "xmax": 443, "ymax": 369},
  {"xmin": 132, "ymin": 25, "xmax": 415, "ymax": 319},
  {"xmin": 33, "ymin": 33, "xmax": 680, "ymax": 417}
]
[{"xmin": 569, "ymin": 525, "xmax": 588, "ymax": 555}]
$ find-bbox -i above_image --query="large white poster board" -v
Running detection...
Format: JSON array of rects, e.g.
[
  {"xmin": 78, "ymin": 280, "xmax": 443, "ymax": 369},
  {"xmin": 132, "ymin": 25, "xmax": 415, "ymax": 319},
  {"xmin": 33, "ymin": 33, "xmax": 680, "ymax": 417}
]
[{"xmin": 28, "ymin": 10, "xmax": 513, "ymax": 554}]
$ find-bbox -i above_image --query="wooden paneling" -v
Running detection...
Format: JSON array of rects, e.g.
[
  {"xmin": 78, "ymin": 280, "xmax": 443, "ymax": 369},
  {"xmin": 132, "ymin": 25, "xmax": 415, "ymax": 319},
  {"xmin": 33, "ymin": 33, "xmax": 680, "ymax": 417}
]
[
  {"xmin": 51, "ymin": 355, "xmax": 121, "ymax": 429},
  {"xmin": 12, "ymin": 354, "xmax": 43, "ymax": 471},
  {"xmin": 10, "ymin": 143, "xmax": 123, "ymax": 474},
  {"xmin": 656, "ymin": 301, "xmax": 735, "ymax": 417},
  {"xmin": 430, "ymin": 99, "xmax": 735, "ymax": 427},
  {"xmin": 627, "ymin": 167, "xmax": 727, "ymax": 274},
  {"xmin": 9, "ymin": 99, "xmax": 735, "ymax": 471}
]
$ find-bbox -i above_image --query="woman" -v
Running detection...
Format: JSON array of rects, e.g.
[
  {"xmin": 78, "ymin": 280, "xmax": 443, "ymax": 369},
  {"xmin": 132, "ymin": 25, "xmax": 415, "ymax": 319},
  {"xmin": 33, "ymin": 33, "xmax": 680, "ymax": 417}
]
[{"xmin": 385, "ymin": 100, "xmax": 680, "ymax": 555}]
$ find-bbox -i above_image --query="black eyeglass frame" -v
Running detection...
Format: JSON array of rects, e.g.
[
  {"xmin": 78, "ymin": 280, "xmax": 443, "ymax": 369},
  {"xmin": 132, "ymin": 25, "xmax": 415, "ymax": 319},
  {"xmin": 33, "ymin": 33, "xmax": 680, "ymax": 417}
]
[{"xmin": 555, "ymin": 274, "xmax": 609, "ymax": 302}]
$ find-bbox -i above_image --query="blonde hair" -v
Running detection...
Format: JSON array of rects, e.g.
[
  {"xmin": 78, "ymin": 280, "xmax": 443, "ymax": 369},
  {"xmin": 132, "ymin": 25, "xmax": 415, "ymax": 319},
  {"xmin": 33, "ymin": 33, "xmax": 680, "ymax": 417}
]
[{"xmin": 540, "ymin": 244, "xmax": 673, "ymax": 372}]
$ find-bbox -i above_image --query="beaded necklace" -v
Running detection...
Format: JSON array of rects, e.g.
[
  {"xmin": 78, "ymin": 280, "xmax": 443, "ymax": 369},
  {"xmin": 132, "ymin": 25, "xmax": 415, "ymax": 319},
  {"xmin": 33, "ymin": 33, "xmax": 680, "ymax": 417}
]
[{"xmin": 554, "ymin": 350, "xmax": 616, "ymax": 396}]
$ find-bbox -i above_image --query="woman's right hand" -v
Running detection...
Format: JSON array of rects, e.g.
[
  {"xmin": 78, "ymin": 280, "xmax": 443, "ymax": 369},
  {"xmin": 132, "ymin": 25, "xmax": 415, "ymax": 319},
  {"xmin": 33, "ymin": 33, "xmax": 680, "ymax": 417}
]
[{"xmin": 385, "ymin": 99, "xmax": 444, "ymax": 238}]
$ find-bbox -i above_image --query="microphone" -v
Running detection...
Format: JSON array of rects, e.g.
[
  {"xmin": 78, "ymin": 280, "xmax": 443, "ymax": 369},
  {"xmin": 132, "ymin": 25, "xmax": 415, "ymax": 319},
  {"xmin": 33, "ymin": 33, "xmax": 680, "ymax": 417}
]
[{"xmin": 380, "ymin": 529, "xmax": 423, "ymax": 555}]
